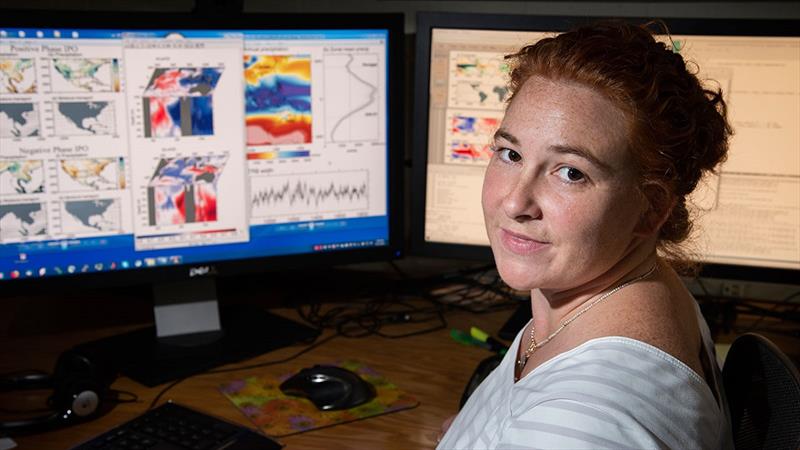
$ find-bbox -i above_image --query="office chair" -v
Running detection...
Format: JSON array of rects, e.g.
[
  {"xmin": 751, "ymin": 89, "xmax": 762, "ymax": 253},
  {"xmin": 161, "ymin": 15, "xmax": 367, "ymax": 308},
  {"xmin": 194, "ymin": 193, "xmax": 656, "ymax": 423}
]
[{"xmin": 722, "ymin": 332, "xmax": 800, "ymax": 450}]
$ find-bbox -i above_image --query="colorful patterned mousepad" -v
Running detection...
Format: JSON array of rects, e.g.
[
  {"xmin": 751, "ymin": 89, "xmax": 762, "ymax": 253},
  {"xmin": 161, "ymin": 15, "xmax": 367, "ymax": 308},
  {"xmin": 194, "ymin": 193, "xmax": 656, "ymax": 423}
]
[{"xmin": 219, "ymin": 360, "xmax": 420, "ymax": 437}]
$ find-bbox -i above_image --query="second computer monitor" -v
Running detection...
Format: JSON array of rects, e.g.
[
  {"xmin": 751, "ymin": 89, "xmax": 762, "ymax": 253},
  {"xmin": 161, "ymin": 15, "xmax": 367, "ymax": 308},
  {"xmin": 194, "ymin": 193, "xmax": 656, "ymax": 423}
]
[{"xmin": 411, "ymin": 12, "xmax": 800, "ymax": 282}]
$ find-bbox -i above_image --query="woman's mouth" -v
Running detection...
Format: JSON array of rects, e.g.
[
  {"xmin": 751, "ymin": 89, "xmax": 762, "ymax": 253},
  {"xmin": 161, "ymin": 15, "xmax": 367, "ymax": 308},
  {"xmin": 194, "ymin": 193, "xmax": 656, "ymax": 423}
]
[{"xmin": 499, "ymin": 228, "xmax": 550, "ymax": 255}]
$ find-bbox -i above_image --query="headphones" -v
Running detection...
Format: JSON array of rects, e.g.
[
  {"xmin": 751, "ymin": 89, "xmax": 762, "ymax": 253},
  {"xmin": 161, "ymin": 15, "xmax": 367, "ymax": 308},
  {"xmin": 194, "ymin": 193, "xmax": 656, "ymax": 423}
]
[{"xmin": 0, "ymin": 348, "xmax": 117, "ymax": 435}]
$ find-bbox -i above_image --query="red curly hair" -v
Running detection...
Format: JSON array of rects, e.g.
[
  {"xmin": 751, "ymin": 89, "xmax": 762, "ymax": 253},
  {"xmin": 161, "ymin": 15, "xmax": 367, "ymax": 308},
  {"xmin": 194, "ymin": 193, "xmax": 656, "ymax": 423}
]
[{"xmin": 506, "ymin": 21, "xmax": 732, "ymax": 269}]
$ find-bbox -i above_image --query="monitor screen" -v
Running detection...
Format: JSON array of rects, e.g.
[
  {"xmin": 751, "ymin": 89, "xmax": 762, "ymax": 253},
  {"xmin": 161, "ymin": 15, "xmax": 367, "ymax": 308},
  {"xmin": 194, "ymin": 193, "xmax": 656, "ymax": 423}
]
[
  {"xmin": 411, "ymin": 12, "xmax": 799, "ymax": 280},
  {"xmin": 0, "ymin": 13, "xmax": 403, "ymax": 285}
]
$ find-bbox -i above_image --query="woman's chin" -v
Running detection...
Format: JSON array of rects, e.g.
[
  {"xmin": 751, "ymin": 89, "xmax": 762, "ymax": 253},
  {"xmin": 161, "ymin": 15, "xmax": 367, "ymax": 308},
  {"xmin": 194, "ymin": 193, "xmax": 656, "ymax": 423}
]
[{"xmin": 495, "ymin": 259, "xmax": 543, "ymax": 292}]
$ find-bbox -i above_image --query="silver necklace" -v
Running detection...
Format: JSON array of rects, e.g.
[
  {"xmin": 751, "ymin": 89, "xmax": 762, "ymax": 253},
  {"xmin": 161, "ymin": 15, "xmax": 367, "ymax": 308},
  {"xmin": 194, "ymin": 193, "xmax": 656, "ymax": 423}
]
[{"xmin": 515, "ymin": 262, "xmax": 658, "ymax": 380}]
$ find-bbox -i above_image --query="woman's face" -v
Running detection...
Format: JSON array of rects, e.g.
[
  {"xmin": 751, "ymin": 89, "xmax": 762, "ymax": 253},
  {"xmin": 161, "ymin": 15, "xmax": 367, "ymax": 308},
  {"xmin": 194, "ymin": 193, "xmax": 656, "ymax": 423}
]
[{"xmin": 482, "ymin": 76, "xmax": 648, "ymax": 292}]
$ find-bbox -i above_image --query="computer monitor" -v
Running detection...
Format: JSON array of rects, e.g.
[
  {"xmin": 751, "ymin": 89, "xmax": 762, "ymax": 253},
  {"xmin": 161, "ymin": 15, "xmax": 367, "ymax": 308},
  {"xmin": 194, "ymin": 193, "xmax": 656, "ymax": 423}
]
[
  {"xmin": 411, "ymin": 12, "xmax": 799, "ymax": 285},
  {"xmin": 0, "ymin": 10, "xmax": 404, "ymax": 385}
]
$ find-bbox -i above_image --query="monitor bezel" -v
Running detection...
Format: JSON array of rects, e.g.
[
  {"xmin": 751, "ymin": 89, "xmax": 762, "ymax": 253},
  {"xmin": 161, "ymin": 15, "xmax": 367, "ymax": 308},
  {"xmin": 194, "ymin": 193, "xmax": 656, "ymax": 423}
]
[
  {"xmin": 0, "ymin": 10, "xmax": 405, "ymax": 292},
  {"xmin": 410, "ymin": 11, "xmax": 800, "ymax": 284}
]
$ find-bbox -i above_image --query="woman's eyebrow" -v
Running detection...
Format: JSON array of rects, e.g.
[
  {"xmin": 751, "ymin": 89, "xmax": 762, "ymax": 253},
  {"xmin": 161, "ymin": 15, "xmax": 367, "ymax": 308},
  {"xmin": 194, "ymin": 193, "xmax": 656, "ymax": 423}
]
[
  {"xmin": 549, "ymin": 144, "xmax": 612, "ymax": 173},
  {"xmin": 494, "ymin": 127, "xmax": 613, "ymax": 173},
  {"xmin": 493, "ymin": 128, "xmax": 519, "ymax": 146}
]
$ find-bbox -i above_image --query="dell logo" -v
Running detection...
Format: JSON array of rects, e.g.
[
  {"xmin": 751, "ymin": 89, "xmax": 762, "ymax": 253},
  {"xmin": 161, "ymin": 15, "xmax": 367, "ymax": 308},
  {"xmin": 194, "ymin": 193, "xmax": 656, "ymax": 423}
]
[{"xmin": 189, "ymin": 266, "xmax": 215, "ymax": 278}]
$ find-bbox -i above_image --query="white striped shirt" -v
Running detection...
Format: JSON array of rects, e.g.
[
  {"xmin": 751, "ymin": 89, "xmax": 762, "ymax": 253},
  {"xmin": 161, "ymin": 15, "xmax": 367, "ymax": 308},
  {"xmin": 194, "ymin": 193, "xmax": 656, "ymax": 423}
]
[{"xmin": 438, "ymin": 305, "xmax": 732, "ymax": 449}]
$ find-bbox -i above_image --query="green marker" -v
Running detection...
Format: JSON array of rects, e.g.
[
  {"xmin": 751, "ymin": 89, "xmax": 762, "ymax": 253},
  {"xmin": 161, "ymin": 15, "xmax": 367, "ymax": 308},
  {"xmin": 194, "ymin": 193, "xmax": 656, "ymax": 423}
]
[
  {"xmin": 470, "ymin": 326, "xmax": 507, "ymax": 355},
  {"xmin": 450, "ymin": 329, "xmax": 490, "ymax": 349}
]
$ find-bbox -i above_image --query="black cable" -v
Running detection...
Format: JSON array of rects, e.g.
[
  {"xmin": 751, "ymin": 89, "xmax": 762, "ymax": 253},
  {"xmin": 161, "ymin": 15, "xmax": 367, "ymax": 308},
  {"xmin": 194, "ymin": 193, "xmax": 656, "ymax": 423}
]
[
  {"xmin": 147, "ymin": 332, "xmax": 337, "ymax": 410},
  {"xmin": 0, "ymin": 406, "xmax": 52, "ymax": 414},
  {"xmin": 388, "ymin": 260, "xmax": 411, "ymax": 280},
  {"xmin": 148, "ymin": 376, "xmax": 189, "ymax": 411},
  {"xmin": 373, "ymin": 307, "xmax": 448, "ymax": 339},
  {"xmin": 426, "ymin": 272, "xmax": 523, "ymax": 314},
  {"xmin": 295, "ymin": 281, "xmax": 455, "ymax": 337},
  {"xmin": 0, "ymin": 369, "xmax": 49, "ymax": 382}
]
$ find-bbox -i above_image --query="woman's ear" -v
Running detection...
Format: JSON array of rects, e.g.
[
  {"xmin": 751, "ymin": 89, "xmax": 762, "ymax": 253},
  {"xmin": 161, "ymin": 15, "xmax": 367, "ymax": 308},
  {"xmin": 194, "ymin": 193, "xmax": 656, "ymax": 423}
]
[{"xmin": 634, "ymin": 183, "xmax": 675, "ymax": 237}]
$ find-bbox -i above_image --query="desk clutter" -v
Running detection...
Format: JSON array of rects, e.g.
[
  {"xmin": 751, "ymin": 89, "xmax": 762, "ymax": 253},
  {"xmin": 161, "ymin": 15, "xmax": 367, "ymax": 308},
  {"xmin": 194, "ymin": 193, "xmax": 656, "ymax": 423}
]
[{"xmin": 220, "ymin": 360, "xmax": 419, "ymax": 437}]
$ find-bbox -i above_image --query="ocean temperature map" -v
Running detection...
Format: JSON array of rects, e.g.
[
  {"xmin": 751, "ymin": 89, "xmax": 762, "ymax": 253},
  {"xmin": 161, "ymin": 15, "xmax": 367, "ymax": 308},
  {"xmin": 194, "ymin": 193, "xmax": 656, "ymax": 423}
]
[
  {"xmin": 143, "ymin": 67, "xmax": 222, "ymax": 138},
  {"xmin": 444, "ymin": 111, "xmax": 501, "ymax": 164},
  {"xmin": 147, "ymin": 156, "xmax": 227, "ymax": 226},
  {"xmin": 244, "ymin": 55, "xmax": 312, "ymax": 146}
]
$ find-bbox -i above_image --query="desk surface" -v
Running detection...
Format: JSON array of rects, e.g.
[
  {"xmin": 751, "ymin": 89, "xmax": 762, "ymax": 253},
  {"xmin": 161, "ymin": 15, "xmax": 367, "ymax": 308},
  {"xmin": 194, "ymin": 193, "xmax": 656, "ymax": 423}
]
[
  {"xmin": 1, "ymin": 307, "xmax": 509, "ymax": 450},
  {"xmin": 2, "ymin": 273, "xmax": 799, "ymax": 450}
]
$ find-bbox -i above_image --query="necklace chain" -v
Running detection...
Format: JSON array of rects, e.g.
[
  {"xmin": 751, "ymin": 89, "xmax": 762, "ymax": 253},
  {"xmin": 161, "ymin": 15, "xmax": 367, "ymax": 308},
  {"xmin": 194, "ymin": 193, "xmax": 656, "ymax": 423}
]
[{"xmin": 515, "ymin": 262, "xmax": 658, "ymax": 379}]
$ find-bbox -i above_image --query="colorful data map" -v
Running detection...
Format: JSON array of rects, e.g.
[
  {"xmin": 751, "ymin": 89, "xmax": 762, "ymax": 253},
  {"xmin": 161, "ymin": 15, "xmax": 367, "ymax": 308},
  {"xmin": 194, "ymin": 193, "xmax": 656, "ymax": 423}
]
[
  {"xmin": 0, "ymin": 160, "xmax": 45, "ymax": 195},
  {"xmin": 244, "ymin": 55, "xmax": 312, "ymax": 146},
  {"xmin": 143, "ymin": 67, "xmax": 222, "ymax": 138},
  {"xmin": 453, "ymin": 80, "xmax": 509, "ymax": 109},
  {"xmin": 59, "ymin": 158, "xmax": 124, "ymax": 192},
  {"xmin": 444, "ymin": 110, "xmax": 501, "ymax": 165},
  {"xmin": 0, "ymin": 203, "xmax": 46, "ymax": 240},
  {"xmin": 453, "ymin": 52, "xmax": 508, "ymax": 78},
  {"xmin": 449, "ymin": 142, "xmax": 493, "ymax": 162},
  {"xmin": 0, "ymin": 103, "xmax": 39, "ymax": 138},
  {"xmin": 450, "ymin": 114, "xmax": 499, "ymax": 137},
  {"xmin": 148, "ymin": 156, "xmax": 226, "ymax": 225},
  {"xmin": 55, "ymin": 101, "xmax": 115, "ymax": 136},
  {"xmin": 0, "ymin": 59, "xmax": 37, "ymax": 94},
  {"xmin": 448, "ymin": 51, "xmax": 510, "ymax": 111},
  {"xmin": 52, "ymin": 58, "xmax": 120, "ymax": 93},
  {"xmin": 62, "ymin": 198, "xmax": 121, "ymax": 233}
]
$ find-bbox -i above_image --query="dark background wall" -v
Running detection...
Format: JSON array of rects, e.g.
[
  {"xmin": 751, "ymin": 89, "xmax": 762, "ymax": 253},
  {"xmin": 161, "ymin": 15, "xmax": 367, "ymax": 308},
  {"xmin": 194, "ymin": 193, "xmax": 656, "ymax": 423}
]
[{"xmin": 4, "ymin": 1, "xmax": 800, "ymax": 28}]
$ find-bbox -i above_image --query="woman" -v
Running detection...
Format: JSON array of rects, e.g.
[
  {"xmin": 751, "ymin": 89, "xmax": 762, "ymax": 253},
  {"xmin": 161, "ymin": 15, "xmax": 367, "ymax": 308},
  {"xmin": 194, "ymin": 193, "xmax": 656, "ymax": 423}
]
[{"xmin": 437, "ymin": 21, "xmax": 732, "ymax": 449}]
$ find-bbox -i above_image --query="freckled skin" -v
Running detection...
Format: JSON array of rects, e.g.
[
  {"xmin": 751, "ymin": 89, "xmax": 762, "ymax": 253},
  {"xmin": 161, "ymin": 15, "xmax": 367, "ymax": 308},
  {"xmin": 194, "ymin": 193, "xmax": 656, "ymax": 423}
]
[
  {"xmin": 440, "ymin": 76, "xmax": 714, "ymax": 439},
  {"xmin": 482, "ymin": 76, "xmax": 649, "ymax": 295},
  {"xmin": 480, "ymin": 76, "xmax": 705, "ymax": 382}
]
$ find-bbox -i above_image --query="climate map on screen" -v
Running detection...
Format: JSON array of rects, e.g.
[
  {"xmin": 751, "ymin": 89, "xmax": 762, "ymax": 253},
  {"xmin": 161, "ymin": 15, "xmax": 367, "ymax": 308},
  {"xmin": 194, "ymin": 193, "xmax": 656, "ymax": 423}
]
[
  {"xmin": 147, "ymin": 156, "xmax": 227, "ymax": 226},
  {"xmin": 143, "ymin": 67, "xmax": 222, "ymax": 138},
  {"xmin": 244, "ymin": 55, "xmax": 312, "ymax": 146}
]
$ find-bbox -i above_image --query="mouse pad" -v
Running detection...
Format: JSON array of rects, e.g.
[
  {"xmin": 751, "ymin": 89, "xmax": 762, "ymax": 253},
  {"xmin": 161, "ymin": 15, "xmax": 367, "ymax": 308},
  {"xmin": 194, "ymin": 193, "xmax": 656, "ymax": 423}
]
[{"xmin": 218, "ymin": 360, "xmax": 420, "ymax": 437}]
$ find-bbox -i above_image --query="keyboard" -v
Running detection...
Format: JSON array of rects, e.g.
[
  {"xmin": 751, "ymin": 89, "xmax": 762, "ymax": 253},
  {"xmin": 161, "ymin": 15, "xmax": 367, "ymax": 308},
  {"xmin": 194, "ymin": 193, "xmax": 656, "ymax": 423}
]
[{"xmin": 71, "ymin": 402, "xmax": 282, "ymax": 450}]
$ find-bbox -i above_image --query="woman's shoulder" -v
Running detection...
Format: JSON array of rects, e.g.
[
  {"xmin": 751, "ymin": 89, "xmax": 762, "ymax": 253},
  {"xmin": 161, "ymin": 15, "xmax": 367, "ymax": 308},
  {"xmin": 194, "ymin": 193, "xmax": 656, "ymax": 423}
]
[
  {"xmin": 584, "ymin": 272, "xmax": 705, "ymax": 376},
  {"xmin": 527, "ymin": 335, "xmax": 708, "ymax": 387},
  {"xmin": 508, "ymin": 335, "xmax": 723, "ymax": 449},
  {"xmin": 506, "ymin": 336, "xmax": 724, "ymax": 450}
]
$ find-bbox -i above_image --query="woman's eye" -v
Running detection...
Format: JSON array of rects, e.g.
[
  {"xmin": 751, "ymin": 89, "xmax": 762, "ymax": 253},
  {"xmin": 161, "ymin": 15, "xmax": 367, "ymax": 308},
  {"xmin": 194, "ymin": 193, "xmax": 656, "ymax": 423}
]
[
  {"xmin": 496, "ymin": 148, "xmax": 522, "ymax": 163},
  {"xmin": 556, "ymin": 166, "xmax": 586, "ymax": 183}
]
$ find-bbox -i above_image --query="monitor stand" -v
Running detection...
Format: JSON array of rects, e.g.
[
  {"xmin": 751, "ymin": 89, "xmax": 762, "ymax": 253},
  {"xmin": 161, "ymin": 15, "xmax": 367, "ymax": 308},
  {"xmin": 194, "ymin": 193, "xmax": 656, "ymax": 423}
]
[{"xmin": 75, "ymin": 278, "xmax": 319, "ymax": 387}]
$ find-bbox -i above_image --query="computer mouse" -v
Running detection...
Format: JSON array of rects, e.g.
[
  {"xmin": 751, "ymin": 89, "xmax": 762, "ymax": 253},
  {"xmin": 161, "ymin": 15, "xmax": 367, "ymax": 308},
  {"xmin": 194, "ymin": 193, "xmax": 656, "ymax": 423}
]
[{"xmin": 279, "ymin": 365, "xmax": 376, "ymax": 411}]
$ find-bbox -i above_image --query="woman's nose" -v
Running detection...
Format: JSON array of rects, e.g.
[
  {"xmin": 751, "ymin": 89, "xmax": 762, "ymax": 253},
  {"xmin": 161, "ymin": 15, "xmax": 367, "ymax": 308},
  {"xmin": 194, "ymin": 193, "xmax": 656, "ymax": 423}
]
[{"xmin": 502, "ymin": 175, "xmax": 542, "ymax": 222}]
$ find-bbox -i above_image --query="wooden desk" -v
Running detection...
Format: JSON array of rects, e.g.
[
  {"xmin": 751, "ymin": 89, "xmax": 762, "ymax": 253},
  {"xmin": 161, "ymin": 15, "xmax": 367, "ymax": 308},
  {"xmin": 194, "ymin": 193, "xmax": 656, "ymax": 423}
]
[{"xmin": 1, "ymin": 307, "xmax": 510, "ymax": 449}]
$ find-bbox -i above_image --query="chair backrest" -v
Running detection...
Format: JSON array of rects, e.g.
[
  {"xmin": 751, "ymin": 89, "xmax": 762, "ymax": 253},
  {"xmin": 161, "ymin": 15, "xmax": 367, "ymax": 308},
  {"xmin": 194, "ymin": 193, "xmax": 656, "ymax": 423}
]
[{"xmin": 722, "ymin": 332, "xmax": 800, "ymax": 450}]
